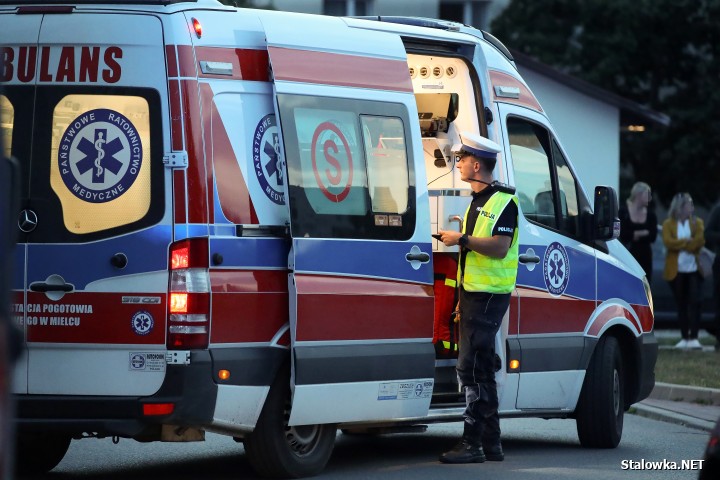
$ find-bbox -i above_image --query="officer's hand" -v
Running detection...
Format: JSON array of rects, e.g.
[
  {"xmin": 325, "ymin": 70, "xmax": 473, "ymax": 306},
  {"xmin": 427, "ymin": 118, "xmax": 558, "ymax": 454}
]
[{"xmin": 438, "ymin": 229, "xmax": 462, "ymax": 246}]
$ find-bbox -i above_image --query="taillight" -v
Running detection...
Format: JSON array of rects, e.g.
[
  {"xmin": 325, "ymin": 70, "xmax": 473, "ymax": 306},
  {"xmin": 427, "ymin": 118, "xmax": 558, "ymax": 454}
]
[{"xmin": 168, "ymin": 238, "xmax": 210, "ymax": 349}]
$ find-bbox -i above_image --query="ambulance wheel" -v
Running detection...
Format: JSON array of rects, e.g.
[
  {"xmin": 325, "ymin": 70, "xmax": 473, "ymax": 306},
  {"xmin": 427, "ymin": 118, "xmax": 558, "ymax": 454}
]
[
  {"xmin": 15, "ymin": 432, "xmax": 71, "ymax": 474},
  {"xmin": 244, "ymin": 364, "xmax": 337, "ymax": 478},
  {"xmin": 576, "ymin": 335, "xmax": 624, "ymax": 448}
]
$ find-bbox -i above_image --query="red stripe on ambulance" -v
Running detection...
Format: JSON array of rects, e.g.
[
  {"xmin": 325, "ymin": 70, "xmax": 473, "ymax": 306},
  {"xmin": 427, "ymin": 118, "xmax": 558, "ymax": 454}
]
[
  {"xmin": 267, "ymin": 46, "xmax": 414, "ymax": 92},
  {"xmin": 165, "ymin": 44, "xmax": 178, "ymax": 78},
  {"xmin": 24, "ymin": 292, "xmax": 165, "ymax": 344},
  {"xmin": 180, "ymin": 79, "xmax": 209, "ymax": 224},
  {"xmin": 194, "ymin": 47, "xmax": 270, "ymax": 81},
  {"xmin": 199, "ymin": 83, "xmax": 215, "ymax": 223},
  {"xmin": 516, "ymin": 289, "xmax": 595, "ymax": 335},
  {"xmin": 294, "ymin": 275, "xmax": 433, "ymax": 342},
  {"xmin": 209, "ymin": 270, "xmax": 288, "ymax": 344},
  {"xmin": 587, "ymin": 304, "xmax": 642, "ymax": 336}
]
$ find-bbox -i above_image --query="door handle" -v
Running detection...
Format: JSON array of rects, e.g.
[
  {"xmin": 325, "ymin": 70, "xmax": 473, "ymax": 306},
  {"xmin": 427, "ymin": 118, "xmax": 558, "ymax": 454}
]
[
  {"xmin": 406, "ymin": 252, "xmax": 430, "ymax": 262},
  {"xmin": 519, "ymin": 254, "xmax": 541, "ymax": 264},
  {"xmin": 29, "ymin": 282, "xmax": 74, "ymax": 293}
]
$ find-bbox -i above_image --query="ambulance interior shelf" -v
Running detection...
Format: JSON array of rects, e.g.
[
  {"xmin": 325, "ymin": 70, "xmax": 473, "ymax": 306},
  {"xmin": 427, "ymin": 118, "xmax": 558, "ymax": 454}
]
[
  {"xmin": 417, "ymin": 93, "xmax": 459, "ymax": 173},
  {"xmin": 416, "ymin": 92, "xmax": 459, "ymax": 138}
]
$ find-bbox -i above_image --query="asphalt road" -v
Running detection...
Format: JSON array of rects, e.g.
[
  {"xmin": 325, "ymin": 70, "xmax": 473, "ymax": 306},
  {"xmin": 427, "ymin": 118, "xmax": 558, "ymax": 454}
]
[{"xmin": 17, "ymin": 413, "xmax": 711, "ymax": 480}]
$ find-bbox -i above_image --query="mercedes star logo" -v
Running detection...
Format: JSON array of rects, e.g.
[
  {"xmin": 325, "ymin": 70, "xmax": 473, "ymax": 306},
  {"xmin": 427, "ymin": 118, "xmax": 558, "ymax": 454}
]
[{"xmin": 18, "ymin": 209, "xmax": 38, "ymax": 233}]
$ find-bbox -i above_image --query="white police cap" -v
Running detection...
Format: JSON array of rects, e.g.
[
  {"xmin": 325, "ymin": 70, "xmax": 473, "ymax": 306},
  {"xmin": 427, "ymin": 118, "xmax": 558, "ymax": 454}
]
[{"xmin": 451, "ymin": 132, "xmax": 501, "ymax": 160}]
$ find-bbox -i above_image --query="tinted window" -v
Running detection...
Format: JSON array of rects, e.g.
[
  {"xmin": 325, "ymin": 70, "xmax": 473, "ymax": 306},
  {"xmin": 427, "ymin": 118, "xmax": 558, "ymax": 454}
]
[
  {"xmin": 6, "ymin": 86, "xmax": 164, "ymax": 243},
  {"xmin": 508, "ymin": 116, "xmax": 587, "ymax": 239},
  {"xmin": 507, "ymin": 118, "xmax": 556, "ymax": 229},
  {"xmin": 277, "ymin": 94, "xmax": 415, "ymax": 240},
  {"xmin": 0, "ymin": 95, "xmax": 12, "ymax": 160},
  {"xmin": 552, "ymin": 140, "xmax": 581, "ymax": 237}
]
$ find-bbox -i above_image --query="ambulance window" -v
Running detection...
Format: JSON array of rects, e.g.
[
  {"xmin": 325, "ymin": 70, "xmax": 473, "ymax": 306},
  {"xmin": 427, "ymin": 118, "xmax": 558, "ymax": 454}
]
[
  {"xmin": 290, "ymin": 106, "xmax": 368, "ymax": 216},
  {"xmin": 0, "ymin": 95, "xmax": 13, "ymax": 159},
  {"xmin": 507, "ymin": 118, "xmax": 557, "ymax": 230},
  {"xmin": 361, "ymin": 116, "xmax": 409, "ymax": 214},
  {"xmin": 277, "ymin": 94, "xmax": 416, "ymax": 240},
  {"xmin": 51, "ymin": 94, "xmax": 152, "ymax": 234},
  {"xmin": 552, "ymin": 140, "xmax": 581, "ymax": 237}
]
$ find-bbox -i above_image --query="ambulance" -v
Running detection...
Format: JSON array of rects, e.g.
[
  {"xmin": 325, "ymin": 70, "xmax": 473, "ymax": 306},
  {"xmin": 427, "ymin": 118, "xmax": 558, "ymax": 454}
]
[{"xmin": 0, "ymin": 1, "xmax": 657, "ymax": 477}]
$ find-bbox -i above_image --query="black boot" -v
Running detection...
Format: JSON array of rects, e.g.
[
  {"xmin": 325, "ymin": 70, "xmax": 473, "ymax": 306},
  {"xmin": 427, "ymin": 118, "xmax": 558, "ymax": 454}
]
[
  {"xmin": 482, "ymin": 441, "xmax": 504, "ymax": 461},
  {"xmin": 439, "ymin": 436, "xmax": 486, "ymax": 464},
  {"xmin": 482, "ymin": 413, "xmax": 504, "ymax": 461}
]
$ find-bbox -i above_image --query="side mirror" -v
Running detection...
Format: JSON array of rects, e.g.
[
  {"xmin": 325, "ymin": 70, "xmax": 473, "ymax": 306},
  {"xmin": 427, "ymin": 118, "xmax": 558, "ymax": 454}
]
[{"xmin": 593, "ymin": 185, "xmax": 620, "ymax": 241}]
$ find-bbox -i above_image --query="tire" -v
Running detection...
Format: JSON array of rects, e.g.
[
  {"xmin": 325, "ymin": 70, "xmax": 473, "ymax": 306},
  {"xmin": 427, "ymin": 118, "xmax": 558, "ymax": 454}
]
[
  {"xmin": 244, "ymin": 364, "xmax": 337, "ymax": 478},
  {"xmin": 15, "ymin": 432, "xmax": 71, "ymax": 475},
  {"xmin": 576, "ymin": 335, "xmax": 624, "ymax": 448}
]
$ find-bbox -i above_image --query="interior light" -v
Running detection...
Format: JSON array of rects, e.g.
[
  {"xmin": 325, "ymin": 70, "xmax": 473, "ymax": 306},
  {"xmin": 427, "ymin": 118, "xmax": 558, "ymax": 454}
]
[{"xmin": 626, "ymin": 125, "xmax": 646, "ymax": 132}]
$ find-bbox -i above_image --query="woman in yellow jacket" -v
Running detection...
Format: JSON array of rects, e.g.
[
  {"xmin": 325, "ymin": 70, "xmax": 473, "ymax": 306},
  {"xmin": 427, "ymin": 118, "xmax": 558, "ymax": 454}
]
[{"xmin": 662, "ymin": 192, "xmax": 705, "ymax": 349}]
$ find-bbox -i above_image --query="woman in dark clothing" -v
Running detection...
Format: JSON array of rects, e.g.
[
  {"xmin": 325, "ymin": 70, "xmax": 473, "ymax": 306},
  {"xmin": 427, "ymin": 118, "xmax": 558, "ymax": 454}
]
[{"xmin": 619, "ymin": 181, "xmax": 657, "ymax": 282}]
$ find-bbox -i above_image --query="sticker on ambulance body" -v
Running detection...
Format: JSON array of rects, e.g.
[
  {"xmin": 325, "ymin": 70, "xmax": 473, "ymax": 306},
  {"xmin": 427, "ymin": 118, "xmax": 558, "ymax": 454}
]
[
  {"xmin": 58, "ymin": 108, "xmax": 142, "ymax": 203},
  {"xmin": 253, "ymin": 114, "xmax": 284, "ymax": 205},
  {"xmin": 129, "ymin": 352, "xmax": 166, "ymax": 372},
  {"xmin": 377, "ymin": 381, "xmax": 433, "ymax": 400},
  {"xmin": 543, "ymin": 241, "xmax": 570, "ymax": 296}
]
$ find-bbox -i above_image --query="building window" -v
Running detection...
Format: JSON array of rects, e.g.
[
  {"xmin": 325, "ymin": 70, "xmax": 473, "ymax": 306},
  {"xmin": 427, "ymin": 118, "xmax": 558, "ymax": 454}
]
[
  {"xmin": 324, "ymin": 0, "xmax": 371, "ymax": 16},
  {"xmin": 439, "ymin": 0, "xmax": 490, "ymax": 29}
]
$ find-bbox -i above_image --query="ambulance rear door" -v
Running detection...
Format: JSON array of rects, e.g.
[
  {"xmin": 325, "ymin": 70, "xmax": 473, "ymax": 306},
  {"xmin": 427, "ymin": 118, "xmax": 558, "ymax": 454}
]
[
  {"xmin": 263, "ymin": 14, "xmax": 436, "ymax": 425},
  {"xmin": 5, "ymin": 11, "xmax": 169, "ymax": 396}
]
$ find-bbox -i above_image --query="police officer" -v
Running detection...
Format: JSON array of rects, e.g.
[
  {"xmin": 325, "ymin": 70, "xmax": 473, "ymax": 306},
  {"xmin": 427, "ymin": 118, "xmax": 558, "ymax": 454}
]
[{"xmin": 437, "ymin": 132, "xmax": 519, "ymax": 464}]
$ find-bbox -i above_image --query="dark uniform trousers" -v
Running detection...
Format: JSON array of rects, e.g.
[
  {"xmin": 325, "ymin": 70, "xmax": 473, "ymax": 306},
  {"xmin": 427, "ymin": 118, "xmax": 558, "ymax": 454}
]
[{"xmin": 457, "ymin": 287, "xmax": 509, "ymax": 444}]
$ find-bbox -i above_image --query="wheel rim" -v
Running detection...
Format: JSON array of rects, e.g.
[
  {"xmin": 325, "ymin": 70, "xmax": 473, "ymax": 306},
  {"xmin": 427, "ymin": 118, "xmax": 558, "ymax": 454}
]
[
  {"xmin": 612, "ymin": 368, "xmax": 620, "ymax": 416},
  {"xmin": 283, "ymin": 403, "xmax": 322, "ymax": 457}
]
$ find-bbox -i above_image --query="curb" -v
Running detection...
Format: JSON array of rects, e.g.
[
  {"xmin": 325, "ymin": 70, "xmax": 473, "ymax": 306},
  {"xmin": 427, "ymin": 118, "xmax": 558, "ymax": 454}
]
[
  {"xmin": 631, "ymin": 382, "xmax": 720, "ymax": 432},
  {"xmin": 632, "ymin": 403, "xmax": 717, "ymax": 432},
  {"xmin": 650, "ymin": 382, "xmax": 720, "ymax": 405}
]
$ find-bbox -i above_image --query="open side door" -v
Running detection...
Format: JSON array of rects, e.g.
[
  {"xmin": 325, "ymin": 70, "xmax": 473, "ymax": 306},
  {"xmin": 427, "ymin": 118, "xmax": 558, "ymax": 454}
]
[{"xmin": 263, "ymin": 16, "xmax": 436, "ymax": 426}]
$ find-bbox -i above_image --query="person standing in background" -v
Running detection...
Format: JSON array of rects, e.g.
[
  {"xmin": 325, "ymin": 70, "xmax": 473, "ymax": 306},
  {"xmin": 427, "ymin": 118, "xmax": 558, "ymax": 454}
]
[
  {"xmin": 662, "ymin": 192, "xmax": 705, "ymax": 350},
  {"xmin": 619, "ymin": 182, "xmax": 657, "ymax": 283},
  {"xmin": 705, "ymin": 197, "xmax": 720, "ymax": 351}
]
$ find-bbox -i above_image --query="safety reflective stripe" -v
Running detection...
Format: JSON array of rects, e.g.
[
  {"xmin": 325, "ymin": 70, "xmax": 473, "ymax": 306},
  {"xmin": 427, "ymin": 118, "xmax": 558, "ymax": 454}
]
[
  {"xmin": 441, "ymin": 340, "xmax": 458, "ymax": 351},
  {"xmin": 460, "ymin": 191, "xmax": 519, "ymax": 293},
  {"xmin": 444, "ymin": 278, "xmax": 456, "ymax": 288}
]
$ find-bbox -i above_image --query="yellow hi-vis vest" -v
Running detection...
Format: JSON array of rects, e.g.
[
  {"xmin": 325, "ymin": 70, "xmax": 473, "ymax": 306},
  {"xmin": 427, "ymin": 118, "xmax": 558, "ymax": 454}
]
[{"xmin": 459, "ymin": 191, "xmax": 519, "ymax": 293}]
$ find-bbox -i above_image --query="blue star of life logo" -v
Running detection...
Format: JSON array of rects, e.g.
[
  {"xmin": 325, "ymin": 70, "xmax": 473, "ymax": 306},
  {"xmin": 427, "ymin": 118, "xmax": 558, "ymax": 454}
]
[
  {"xmin": 254, "ymin": 114, "xmax": 285, "ymax": 205},
  {"xmin": 75, "ymin": 128, "xmax": 124, "ymax": 184},
  {"xmin": 264, "ymin": 132, "xmax": 283, "ymax": 187},
  {"xmin": 131, "ymin": 311, "xmax": 154, "ymax": 336},
  {"xmin": 58, "ymin": 108, "xmax": 142, "ymax": 203},
  {"xmin": 543, "ymin": 242, "xmax": 570, "ymax": 296}
]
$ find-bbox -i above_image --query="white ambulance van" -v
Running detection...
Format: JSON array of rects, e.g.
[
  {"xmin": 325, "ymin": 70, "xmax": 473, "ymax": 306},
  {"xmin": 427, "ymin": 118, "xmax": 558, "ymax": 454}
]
[{"xmin": 0, "ymin": 1, "xmax": 657, "ymax": 477}]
